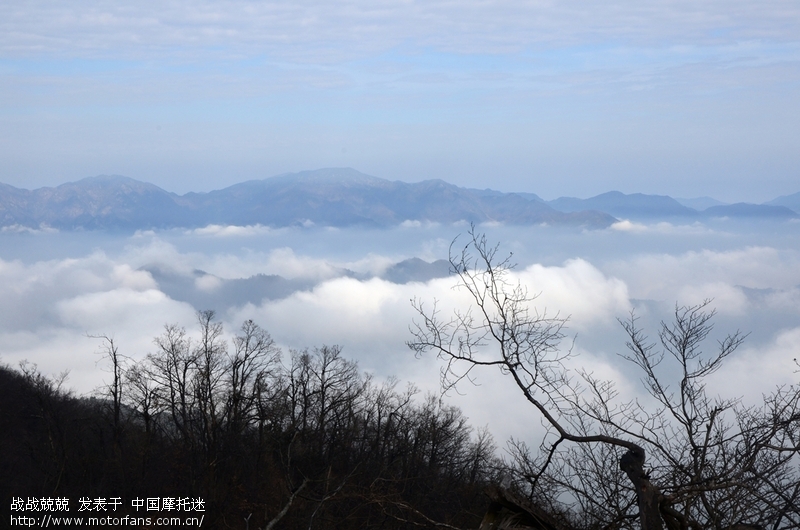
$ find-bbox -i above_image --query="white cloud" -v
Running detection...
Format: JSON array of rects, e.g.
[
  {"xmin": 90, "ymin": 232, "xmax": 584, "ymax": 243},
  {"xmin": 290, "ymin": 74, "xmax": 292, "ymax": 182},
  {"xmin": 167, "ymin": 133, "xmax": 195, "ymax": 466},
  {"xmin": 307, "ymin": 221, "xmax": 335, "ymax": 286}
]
[
  {"xmin": 258, "ymin": 247, "xmax": 343, "ymax": 280},
  {"xmin": 228, "ymin": 276, "xmax": 423, "ymax": 372},
  {"xmin": 194, "ymin": 273, "xmax": 223, "ymax": 291},
  {"xmin": 111, "ymin": 264, "xmax": 158, "ymax": 290},
  {"xmin": 763, "ymin": 286, "xmax": 800, "ymax": 312},
  {"xmin": 121, "ymin": 237, "xmax": 198, "ymax": 276},
  {"xmin": 340, "ymin": 253, "xmax": 398, "ymax": 276},
  {"xmin": 708, "ymin": 326, "xmax": 800, "ymax": 405},
  {"xmin": 610, "ymin": 220, "xmax": 649, "ymax": 232},
  {"xmin": 0, "ymin": 247, "xmax": 197, "ymax": 392},
  {"xmin": 0, "ymin": 240, "xmax": 630, "ymax": 395},
  {"xmin": 676, "ymin": 282, "xmax": 748, "ymax": 315},
  {"xmin": 228, "ymin": 258, "xmax": 631, "ymax": 378},
  {"xmin": 399, "ymin": 220, "xmax": 441, "ymax": 229},
  {"xmin": 189, "ymin": 224, "xmax": 273, "ymax": 237},
  {"xmin": 1, "ymin": 285, "xmax": 196, "ymax": 395},
  {"xmin": 122, "ymin": 235, "xmax": 402, "ymax": 282},
  {"xmin": 2, "ymin": 0, "xmax": 798, "ymax": 61},
  {"xmin": 608, "ymin": 220, "xmax": 714, "ymax": 235},
  {"xmin": 119, "ymin": 237, "xmax": 339, "ymax": 281},
  {"xmin": 1, "ymin": 226, "xmax": 798, "ymax": 448},
  {"xmin": 1, "ymin": 224, "xmax": 58, "ymax": 234},
  {"xmin": 605, "ymin": 246, "xmax": 800, "ymax": 302},
  {"xmin": 56, "ymin": 288, "xmax": 189, "ymax": 331},
  {"xmin": 0, "ymin": 252, "xmax": 158, "ymax": 331},
  {"xmin": 517, "ymin": 259, "xmax": 631, "ymax": 329}
]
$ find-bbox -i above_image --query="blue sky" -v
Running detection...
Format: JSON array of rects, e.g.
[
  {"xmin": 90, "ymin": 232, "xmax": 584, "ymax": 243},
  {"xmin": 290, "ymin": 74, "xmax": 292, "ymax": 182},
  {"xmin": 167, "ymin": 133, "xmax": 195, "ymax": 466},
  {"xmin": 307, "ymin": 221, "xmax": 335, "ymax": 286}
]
[{"xmin": 1, "ymin": 0, "xmax": 799, "ymax": 201}]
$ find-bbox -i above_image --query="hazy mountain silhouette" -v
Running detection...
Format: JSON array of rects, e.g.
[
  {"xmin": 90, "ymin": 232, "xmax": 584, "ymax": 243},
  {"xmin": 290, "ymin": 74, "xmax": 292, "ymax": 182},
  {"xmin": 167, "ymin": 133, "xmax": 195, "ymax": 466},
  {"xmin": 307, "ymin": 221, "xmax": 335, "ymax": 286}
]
[
  {"xmin": 548, "ymin": 191, "xmax": 697, "ymax": 218},
  {"xmin": 381, "ymin": 258, "xmax": 452, "ymax": 284},
  {"xmin": 1, "ymin": 168, "xmax": 796, "ymax": 231},
  {"xmin": 546, "ymin": 190, "xmax": 799, "ymax": 220},
  {"xmin": 0, "ymin": 175, "xmax": 184, "ymax": 229},
  {"xmin": 674, "ymin": 196, "xmax": 728, "ymax": 210},
  {"xmin": 766, "ymin": 192, "xmax": 800, "ymax": 215},
  {"xmin": 0, "ymin": 168, "xmax": 614, "ymax": 230}
]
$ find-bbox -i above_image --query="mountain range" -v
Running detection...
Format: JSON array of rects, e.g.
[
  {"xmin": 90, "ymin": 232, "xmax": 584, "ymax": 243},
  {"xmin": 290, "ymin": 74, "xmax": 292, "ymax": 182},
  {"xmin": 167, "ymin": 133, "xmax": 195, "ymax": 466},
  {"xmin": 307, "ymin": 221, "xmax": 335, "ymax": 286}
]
[{"xmin": 1, "ymin": 168, "xmax": 797, "ymax": 231}]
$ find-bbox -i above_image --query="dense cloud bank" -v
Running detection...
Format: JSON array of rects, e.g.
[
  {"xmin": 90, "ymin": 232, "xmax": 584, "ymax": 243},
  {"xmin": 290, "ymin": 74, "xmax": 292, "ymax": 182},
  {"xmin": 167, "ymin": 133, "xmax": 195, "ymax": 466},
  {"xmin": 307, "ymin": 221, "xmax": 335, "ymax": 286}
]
[{"xmin": 1, "ymin": 221, "xmax": 798, "ymax": 442}]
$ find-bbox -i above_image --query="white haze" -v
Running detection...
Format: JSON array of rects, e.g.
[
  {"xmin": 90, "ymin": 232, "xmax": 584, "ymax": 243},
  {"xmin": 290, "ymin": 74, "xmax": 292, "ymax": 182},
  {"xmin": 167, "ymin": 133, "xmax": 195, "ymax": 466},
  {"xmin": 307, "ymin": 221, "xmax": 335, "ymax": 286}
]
[{"xmin": 1, "ymin": 220, "xmax": 798, "ymax": 444}]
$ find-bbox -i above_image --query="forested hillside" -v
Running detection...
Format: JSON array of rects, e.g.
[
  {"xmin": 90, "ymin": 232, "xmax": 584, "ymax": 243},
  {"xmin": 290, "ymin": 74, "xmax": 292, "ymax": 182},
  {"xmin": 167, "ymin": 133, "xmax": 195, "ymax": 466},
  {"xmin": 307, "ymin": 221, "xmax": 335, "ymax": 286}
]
[
  {"xmin": 1, "ymin": 314, "xmax": 497, "ymax": 529},
  {"xmin": 4, "ymin": 296, "xmax": 798, "ymax": 530}
]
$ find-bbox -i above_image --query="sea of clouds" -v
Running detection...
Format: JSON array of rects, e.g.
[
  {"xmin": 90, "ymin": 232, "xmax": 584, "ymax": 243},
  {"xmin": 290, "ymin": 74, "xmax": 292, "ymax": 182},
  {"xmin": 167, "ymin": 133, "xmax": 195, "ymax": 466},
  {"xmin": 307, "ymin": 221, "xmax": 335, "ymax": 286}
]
[{"xmin": 1, "ymin": 219, "xmax": 798, "ymax": 444}]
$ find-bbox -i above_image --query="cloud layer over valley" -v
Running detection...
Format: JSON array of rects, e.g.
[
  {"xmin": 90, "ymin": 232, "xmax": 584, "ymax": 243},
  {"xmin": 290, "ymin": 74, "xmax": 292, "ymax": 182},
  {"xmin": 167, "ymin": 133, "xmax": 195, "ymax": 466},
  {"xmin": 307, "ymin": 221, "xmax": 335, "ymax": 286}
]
[{"xmin": 1, "ymin": 221, "xmax": 798, "ymax": 442}]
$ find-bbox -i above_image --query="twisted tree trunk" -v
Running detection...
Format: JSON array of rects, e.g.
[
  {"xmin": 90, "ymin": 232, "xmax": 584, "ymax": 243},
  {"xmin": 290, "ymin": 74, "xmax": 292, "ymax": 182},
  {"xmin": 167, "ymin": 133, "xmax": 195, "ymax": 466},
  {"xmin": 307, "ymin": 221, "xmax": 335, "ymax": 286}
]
[{"xmin": 620, "ymin": 446, "xmax": 663, "ymax": 530}]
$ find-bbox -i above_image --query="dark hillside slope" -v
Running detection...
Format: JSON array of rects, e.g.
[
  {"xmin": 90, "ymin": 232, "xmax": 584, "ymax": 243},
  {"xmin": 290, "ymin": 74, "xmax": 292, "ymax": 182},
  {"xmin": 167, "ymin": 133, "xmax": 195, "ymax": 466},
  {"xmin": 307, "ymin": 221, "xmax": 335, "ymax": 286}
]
[{"xmin": 0, "ymin": 350, "xmax": 496, "ymax": 530}]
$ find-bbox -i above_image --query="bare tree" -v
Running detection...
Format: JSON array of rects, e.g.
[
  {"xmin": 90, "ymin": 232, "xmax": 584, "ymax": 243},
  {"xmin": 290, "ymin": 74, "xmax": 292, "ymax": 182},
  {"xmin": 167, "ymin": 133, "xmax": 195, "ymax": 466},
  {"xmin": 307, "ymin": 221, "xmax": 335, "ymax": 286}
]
[
  {"xmin": 193, "ymin": 310, "xmax": 227, "ymax": 460},
  {"xmin": 90, "ymin": 334, "xmax": 126, "ymax": 446},
  {"xmin": 225, "ymin": 319, "xmax": 281, "ymax": 438},
  {"xmin": 125, "ymin": 360, "xmax": 161, "ymax": 436},
  {"xmin": 408, "ymin": 229, "xmax": 800, "ymax": 530},
  {"xmin": 148, "ymin": 323, "xmax": 197, "ymax": 446}
]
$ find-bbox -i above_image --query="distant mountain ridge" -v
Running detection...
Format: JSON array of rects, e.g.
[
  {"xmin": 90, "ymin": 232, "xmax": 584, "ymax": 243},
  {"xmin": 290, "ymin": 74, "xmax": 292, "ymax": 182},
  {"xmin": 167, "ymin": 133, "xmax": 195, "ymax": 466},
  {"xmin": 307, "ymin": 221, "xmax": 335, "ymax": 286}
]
[
  {"xmin": 674, "ymin": 196, "xmax": 728, "ymax": 210},
  {"xmin": 0, "ymin": 169, "xmax": 614, "ymax": 230},
  {"xmin": 545, "ymin": 191, "xmax": 798, "ymax": 220},
  {"xmin": 0, "ymin": 175, "xmax": 187, "ymax": 229},
  {"xmin": 766, "ymin": 191, "xmax": 800, "ymax": 214},
  {"xmin": 548, "ymin": 191, "xmax": 696, "ymax": 218},
  {"xmin": 0, "ymin": 168, "xmax": 797, "ymax": 231}
]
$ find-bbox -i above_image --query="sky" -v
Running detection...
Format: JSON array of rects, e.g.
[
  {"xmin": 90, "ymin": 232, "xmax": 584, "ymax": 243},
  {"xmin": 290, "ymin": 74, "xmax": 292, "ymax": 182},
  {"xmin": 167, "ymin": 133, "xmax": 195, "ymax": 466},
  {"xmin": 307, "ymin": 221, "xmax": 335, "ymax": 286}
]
[{"xmin": 2, "ymin": 0, "xmax": 800, "ymax": 201}]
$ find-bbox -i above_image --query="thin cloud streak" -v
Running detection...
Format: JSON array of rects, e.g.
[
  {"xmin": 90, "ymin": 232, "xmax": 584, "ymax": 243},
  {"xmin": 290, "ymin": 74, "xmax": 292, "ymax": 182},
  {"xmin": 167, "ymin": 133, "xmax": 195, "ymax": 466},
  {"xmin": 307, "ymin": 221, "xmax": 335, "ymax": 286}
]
[{"xmin": 3, "ymin": 1, "xmax": 799, "ymax": 60}]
